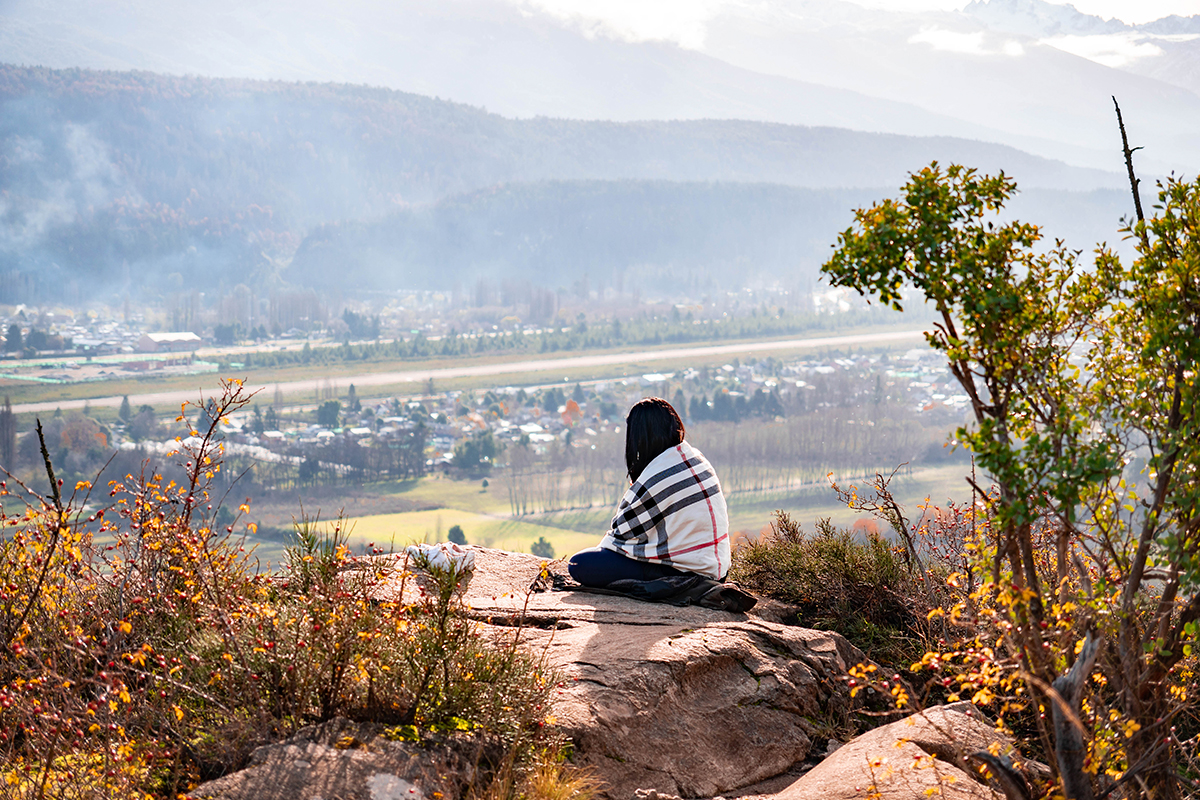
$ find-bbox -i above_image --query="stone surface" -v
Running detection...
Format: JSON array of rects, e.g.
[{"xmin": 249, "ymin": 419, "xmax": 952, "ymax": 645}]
[
  {"xmin": 191, "ymin": 718, "xmax": 483, "ymax": 800},
  {"xmin": 376, "ymin": 547, "xmax": 866, "ymax": 800},
  {"xmin": 198, "ymin": 548, "xmax": 869, "ymax": 800},
  {"xmin": 771, "ymin": 705, "xmax": 1012, "ymax": 800}
]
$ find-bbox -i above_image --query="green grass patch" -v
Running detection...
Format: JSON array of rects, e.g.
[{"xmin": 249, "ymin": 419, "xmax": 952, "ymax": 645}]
[
  {"xmin": 725, "ymin": 464, "xmax": 972, "ymax": 538},
  {"xmin": 337, "ymin": 508, "xmax": 598, "ymax": 560},
  {"xmin": 380, "ymin": 475, "xmax": 514, "ymax": 515}
]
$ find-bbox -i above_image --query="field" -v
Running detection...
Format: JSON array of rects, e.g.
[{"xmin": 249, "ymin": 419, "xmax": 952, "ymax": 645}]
[{"xmin": 247, "ymin": 462, "xmax": 973, "ymax": 565}]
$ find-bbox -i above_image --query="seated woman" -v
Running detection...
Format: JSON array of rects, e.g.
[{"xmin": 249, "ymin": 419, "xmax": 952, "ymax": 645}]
[{"xmin": 568, "ymin": 396, "xmax": 730, "ymax": 587}]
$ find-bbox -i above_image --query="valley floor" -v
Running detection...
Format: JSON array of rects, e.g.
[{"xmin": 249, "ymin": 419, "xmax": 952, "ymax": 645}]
[{"xmin": 245, "ymin": 463, "xmax": 974, "ymax": 565}]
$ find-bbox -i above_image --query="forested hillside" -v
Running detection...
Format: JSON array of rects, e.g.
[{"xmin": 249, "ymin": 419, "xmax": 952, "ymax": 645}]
[
  {"xmin": 0, "ymin": 64, "xmax": 1127, "ymax": 301},
  {"xmin": 288, "ymin": 180, "xmax": 1132, "ymax": 295}
]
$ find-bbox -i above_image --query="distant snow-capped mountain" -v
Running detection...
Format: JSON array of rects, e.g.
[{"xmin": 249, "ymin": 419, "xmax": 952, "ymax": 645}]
[
  {"xmin": 964, "ymin": 0, "xmax": 1128, "ymax": 37},
  {"xmin": 962, "ymin": 0, "xmax": 1200, "ymax": 99},
  {"xmin": 965, "ymin": 0, "xmax": 1200, "ymax": 37}
]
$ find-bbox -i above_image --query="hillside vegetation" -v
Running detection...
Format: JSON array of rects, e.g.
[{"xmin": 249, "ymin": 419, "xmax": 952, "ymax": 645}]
[
  {"xmin": 1, "ymin": 64, "xmax": 1126, "ymax": 302},
  {"xmin": 287, "ymin": 179, "xmax": 1132, "ymax": 295}
]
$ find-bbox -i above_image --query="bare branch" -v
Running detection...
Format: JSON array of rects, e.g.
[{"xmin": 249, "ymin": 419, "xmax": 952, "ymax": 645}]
[{"xmin": 1112, "ymin": 96, "xmax": 1149, "ymax": 250}]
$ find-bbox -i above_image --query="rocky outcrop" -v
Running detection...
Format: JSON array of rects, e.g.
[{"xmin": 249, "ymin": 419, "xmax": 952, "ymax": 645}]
[
  {"xmin": 774, "ymin": 705, "xmax": 1013, "ymax": 800},
  {"xmin": 194, "ymin": 547, "xmax": 1013, "ymax": 800},
  {"xmin": 387, "ymin": 548, "xmax": 865, "ymax": 800},
  {"xmin": 190, "ymin": 718, "xmax": 486, "ymax": 800}
]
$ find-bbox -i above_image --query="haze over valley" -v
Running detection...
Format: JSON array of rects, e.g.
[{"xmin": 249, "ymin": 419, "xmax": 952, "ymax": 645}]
[{"xmin": 0, "ymin": 0, "xmax": 1195, "ymax": 549}]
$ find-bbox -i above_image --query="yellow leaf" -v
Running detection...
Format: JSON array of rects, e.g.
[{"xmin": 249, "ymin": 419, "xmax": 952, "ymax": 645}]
[{"xmin": 118, "ymin": 621, "xmax": 132, "ymax": 634}]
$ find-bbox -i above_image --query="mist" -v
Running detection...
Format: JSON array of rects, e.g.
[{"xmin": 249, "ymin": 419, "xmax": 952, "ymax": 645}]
[{"xmin": 0, "ymin": 0, "xmax": 1191, "ymax": 307}]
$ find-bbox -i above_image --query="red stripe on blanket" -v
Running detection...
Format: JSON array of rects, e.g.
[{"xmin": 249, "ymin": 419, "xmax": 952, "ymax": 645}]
[
  {"xmin": 665, "ymin": 533, "xmax": 730, "ymax": 558},
  {"xmin": 680, "ymin": 444, "xmax": 722, "ymax": 575}
]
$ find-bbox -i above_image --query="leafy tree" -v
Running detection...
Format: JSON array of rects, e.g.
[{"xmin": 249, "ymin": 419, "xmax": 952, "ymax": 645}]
[
  {"xmin": 824, "ymin": 162, "xmax": 1200, "ymax": 797},
  {"xmin": 118, "ymin": 395, "xmax": 133, "ymax": 425},
  {"xmin": 530, "ymin": 537, "xmax": 555, "ymax": 559},
  {"xmin": 671, "ymin": 388, "xmax": 686, "ymax": 416},
  {"xmin": 711, "ymin": 390, "xmax": 735, "ymax": 422},
  {"xmin": 447, "ymin": 525, "xmax": 467, "ymax": 545},
  {"xmin": 452, "ymin": 430, "xmax": 499, "ymax": 475},
  {"xmin": 541, "ymin": 388, "xmax": 565, "ymax": 413},
  {"xmin": 128, "ymin": 405, "xmax": 160, "ymax": 442},
  {"xmin": 317, "ymin": 400, "xmax": 340, "ymax": 428},
  {"xmin": 213, "ymin": 323, "xmax": 240, "ymax": 345},
  {"xmin": 346, "ymin": 384, "xmax": 361, "ymax": 413},
  {"xmin": 264, "ymin": 406, "xmax": 278, "ymax": 430},
  {"xmin": 24, "ymin": 329, "xmax": 48, "ymax": 350},
  {"xmin": 4, "ymin": 324, "xmax": 21, "ymax": 353},
  {"xmin": 0, "ymin": 397, "xmax": 15, "ymax": 470},
  {"xmin": 342, "ymin": 309, "xmax": 381, "ymax": 339},
  {"xmin": 298, "ymin": 456, "xmax": 320, "ymax": 485},
  {"xmin": 572, "ymin": 383, "xmax": 585, "ymax": 404}
]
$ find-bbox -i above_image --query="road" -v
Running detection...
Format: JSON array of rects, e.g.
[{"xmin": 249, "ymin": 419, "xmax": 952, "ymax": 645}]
[{"xmin": 10, "ymin": 328, "xmax": 927, "ymax": 414}]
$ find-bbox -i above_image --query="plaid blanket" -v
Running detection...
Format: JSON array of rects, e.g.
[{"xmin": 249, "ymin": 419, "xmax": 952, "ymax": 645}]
[{"xmin": 599, "ymin": 440, "xmax": 730, "ymax": 579}]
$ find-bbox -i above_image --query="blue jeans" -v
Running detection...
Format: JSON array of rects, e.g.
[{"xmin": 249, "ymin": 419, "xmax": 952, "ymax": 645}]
[{"xmin": 567, "ymin": 546, "xmax": 690, "ymax": 588}]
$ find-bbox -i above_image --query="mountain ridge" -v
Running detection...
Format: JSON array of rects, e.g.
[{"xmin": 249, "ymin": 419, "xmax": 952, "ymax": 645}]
[
  {"xmin": 3, "ymin": 0, "xmax": 1194, "ymax": 172},
  {"xmin": 285, "ymin": 178, "xmax": 1134, "ymax": 297},
  {"xmin": 0, "ymin": 64, "xmax": 1130, "ymax": 302}
]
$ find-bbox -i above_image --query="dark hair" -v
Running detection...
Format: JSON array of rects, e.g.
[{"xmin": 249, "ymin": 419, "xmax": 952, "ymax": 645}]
[{"xmin": 625, "ymin": 397, "xmax": 686, "ymax": 483}]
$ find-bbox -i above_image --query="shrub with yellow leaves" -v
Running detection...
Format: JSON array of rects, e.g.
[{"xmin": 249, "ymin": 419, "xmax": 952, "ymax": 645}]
[
  {"xmin": 0, "ymin": 380, "xmax": 559, "ymax": 799},
  {"xmin": 823, "ymin": 160, "xmax": 1200, "ymax": 798}
]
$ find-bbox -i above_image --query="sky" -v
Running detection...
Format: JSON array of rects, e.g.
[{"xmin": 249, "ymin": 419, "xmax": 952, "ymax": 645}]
[
  {"xmin": 860, "ymin": 0, "xmax": 1200, "ymax": 23},
  {"xmin": 526, "ymin": 0, "xmax": 1200, "ymax": 38}
]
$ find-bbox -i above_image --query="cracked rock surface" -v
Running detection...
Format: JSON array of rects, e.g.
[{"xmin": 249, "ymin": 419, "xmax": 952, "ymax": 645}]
[
  {"xmin": 429, "ymin": 548, "xmax": 865, "ymax": 799},
  {"xmin": 197, "ymin": 549, "xmax": 1014, "ymax": 800},
  {"xmin": 198, "ymin": 548, "xmax": 865, "ymax": 800},
  {"xmin": 191, "ymin": 718, "xmax": 482, "ymax": 800},
  {"xmin": 774, "ymin": 705, "xmax": 1010, "ymax": 800}
]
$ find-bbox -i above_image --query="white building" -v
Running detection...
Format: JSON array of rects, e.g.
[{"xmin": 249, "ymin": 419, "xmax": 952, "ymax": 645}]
[{"xmin": 138, "ymin": 332, "xmax": 201, "ymax": 353}]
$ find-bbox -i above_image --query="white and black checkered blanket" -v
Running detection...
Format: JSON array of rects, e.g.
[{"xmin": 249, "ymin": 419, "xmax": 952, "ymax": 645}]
[{"xmin": 599, "ymin": 440, "xmax": 730, "ymax": 580}]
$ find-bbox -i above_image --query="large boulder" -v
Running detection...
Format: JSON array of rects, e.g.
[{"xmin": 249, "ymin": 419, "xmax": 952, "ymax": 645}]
[
  {"xmin": 190, "ymin": 718, "xmax": 485, "ymax": 800},
  {"xmin": 385, "ymin": 548, "xmax": 867, "ymax": 800},
  {"xmin": 195, "ymin": 547, "xmax": 868, "ymax": 800},
  {"xmin": 772, "ymin": 705, "xmax": 1014, "ymax": 800}
]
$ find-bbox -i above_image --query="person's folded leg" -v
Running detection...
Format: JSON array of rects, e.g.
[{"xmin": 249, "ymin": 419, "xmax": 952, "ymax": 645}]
[{"xmin": 567, "ymin": 546, "xmax": 688, "ymax": 587}]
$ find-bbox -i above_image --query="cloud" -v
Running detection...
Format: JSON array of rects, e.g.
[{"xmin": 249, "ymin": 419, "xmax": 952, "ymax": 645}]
[
  {"xmin": 1040, "ymin": 32, "xmax": 1165, "ymax": 67},
  {"xmin": 511, "ymin": 0, "xmax": 725, "ymax": 48},
  {"xmin": 908, "ymin": 27, "xmax": 1025, "ymax": 56}
]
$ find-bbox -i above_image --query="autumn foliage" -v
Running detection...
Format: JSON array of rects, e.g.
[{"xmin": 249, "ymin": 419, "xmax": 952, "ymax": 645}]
[
  {"xmin": 0, "ymin": 380, "xmax": 557, "ymax": 799},
  {"xmin": 822, "ymin": 164, "xmax": 1200, "ymax": 798}
]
